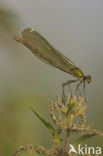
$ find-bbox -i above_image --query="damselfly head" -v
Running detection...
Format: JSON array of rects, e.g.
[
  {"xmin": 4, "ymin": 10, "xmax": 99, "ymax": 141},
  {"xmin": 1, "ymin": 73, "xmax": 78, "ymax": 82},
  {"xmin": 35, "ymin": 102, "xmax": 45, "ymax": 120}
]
[{"xmin": 85, "ymin": 75, "xmax": 91, "ymax": 83}]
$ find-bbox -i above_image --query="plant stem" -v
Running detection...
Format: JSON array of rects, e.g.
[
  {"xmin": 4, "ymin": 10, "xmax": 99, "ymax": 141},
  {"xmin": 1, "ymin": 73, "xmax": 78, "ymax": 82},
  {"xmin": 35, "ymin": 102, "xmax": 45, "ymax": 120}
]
[{"xmin": 63, "ymin": 131, "xmax": 70, "ymax": 155}]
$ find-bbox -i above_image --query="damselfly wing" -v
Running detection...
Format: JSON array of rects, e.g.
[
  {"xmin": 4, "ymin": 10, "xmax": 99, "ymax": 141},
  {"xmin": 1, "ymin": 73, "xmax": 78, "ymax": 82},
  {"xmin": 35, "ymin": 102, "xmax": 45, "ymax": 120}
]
[{"xmin": 14, "ymin": 28, "xmax": 91, "ymax": 102}]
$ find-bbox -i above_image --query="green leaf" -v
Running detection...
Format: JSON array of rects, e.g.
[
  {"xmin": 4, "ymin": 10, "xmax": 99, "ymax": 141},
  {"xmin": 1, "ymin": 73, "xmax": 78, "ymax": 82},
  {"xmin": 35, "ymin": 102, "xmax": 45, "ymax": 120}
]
[
  {"xmin": 30, "ymin": 107, "xmax": 56, "ymax": 136},
  {"xmin": 73, "ymin": 134, "xmax": 96, "ymax": 148}
]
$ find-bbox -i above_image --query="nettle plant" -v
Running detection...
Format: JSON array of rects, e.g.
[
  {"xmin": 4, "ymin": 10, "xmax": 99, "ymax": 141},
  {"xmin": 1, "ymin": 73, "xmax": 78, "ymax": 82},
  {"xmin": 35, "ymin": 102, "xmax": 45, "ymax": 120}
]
[{"xmin": 12, "ymin": 95, "xmax": 103, "ymax": 156}]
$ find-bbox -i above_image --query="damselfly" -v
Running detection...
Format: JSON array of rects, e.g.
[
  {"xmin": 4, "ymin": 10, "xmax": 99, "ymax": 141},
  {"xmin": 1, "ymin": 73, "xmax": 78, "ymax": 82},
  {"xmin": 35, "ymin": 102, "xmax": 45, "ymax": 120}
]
[{"xmin": 14, "ymin": 28, "xmax": 91, "ymax": 102}]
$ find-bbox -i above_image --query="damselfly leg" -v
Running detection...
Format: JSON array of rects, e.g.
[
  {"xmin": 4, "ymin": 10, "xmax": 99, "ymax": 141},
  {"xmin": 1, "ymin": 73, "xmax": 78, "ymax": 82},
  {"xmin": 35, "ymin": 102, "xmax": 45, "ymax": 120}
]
[
  {"xmin": 68, "ymin": 84, "xmax": 73, "ymax": 98},
  {"xmin": 83, "ymin": 81, "xmax": 87, "ymax": 102},
  {"xmin": 62, "ymin": 79, "xmax": 79, "ymax": 104},
  {"xmin": 75, "ymin": 80, "xmax": 82, "ymax": 97},
  {"xmin": 75, "ymin": 80, "xmax": 87, "ymax": 102}
]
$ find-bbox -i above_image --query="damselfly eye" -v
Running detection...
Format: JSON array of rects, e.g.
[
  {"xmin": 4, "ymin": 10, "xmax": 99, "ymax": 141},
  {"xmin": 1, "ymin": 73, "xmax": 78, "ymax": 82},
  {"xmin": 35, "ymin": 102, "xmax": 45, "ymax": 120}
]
[{"xmin": 86, "ymin": 75, "xmax": 91, "ymax": 83}]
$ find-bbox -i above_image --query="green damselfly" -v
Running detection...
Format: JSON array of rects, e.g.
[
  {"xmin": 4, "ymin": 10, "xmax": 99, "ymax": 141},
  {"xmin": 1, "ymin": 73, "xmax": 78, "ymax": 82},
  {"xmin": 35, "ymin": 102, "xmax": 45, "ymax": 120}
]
[{"xmin": 14, "ymin": 28, "xmax": 91, "ymax": 102}]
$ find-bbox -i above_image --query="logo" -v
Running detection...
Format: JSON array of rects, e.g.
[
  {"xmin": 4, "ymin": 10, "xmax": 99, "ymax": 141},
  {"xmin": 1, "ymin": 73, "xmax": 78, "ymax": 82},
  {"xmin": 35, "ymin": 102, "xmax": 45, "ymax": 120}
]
[{"xmin": 69, "ymin": 144, "xmax": 102, "ymax": 155}]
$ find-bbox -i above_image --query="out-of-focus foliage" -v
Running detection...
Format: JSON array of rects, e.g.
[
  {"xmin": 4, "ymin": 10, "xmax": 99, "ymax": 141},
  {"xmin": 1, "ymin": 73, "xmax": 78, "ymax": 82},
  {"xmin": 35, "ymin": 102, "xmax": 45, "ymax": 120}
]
[
  {"xmin": 0, "ymin": 4, "xmax": 39, "ymax": 156},
  {"xmin": 0, "ymin": 4, "xmax": 22, "ymax": 55},
  {"xmin": 0, "ymin": 87, "xmax": 49, "ymax": 156},
  {"xmin": 0, "ymin": 6, "xmax": 18, "ymax": 31}
]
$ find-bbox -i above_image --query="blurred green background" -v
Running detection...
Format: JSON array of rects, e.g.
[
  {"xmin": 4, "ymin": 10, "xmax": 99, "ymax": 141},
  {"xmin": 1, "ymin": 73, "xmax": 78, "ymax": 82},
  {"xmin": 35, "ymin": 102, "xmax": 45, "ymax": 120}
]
[{"xmin": 0, "ymin": 0, "xmax": 103, "ymax": 156}]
